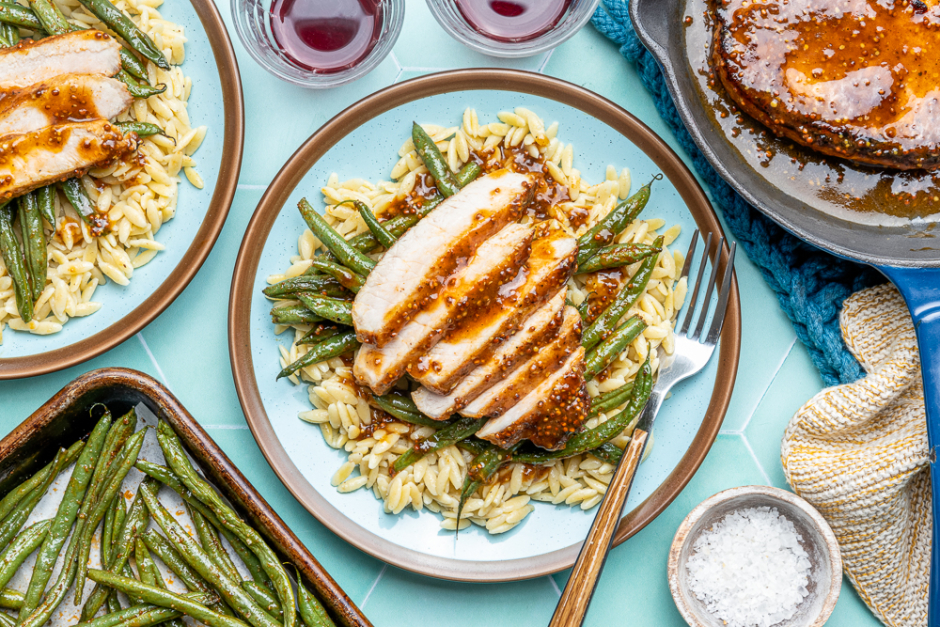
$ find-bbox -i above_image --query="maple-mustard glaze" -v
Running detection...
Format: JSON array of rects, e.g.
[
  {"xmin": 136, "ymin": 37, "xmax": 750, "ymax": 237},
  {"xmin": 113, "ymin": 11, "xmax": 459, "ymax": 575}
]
[
  {"xmin": 0, "ymin": 82, "xmax": 103, "ymax": 127},
  {"xmin": 713, "ymin": 0, "xmax": 940, "ymax": 170}
]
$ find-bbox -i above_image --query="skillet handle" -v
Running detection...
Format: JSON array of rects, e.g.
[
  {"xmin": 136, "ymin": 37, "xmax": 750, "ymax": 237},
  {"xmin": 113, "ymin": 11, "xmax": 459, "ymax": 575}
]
[
  {"xmin": 629, "ymin": 0, "xmax": 677, "ymax": 59},
  {"xmin": 879, "ymin": 265, "xmax": 940, "ymax": 627}
]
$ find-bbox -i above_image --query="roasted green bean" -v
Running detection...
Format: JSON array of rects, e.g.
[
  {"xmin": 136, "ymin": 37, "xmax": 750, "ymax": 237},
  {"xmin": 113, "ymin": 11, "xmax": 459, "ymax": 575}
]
[
  {"xmin": 298, "ymin": 325, "xmax": 341, "ymax": 345},
  {"xmin": 455, "ymin": 442, "xmax": 520, "ymax": 532},
  {"xmin": 295, "ymin": 293, "xmax": 352, "ymax": 326},
  {"xmin": 298, "ymin": 199, "xmax": 375, "ymax": 276},
  {"xmin": 0, "ymin": 450, "xmax": 65, "ymax": 550},
  {"xmin": 0, "ymin": 203, "xmax": 33, "ymax": 322},
  {"xmin": 117, "ymin": 70, "xmax": 167, "ymax": 99},
  {"xmin": 270, "ymin": 304, "xmax": 323, "ymax": 326},
  {"xmin": 0, "ymin": 440, "xmax": 83, "ymax": 522},
  {"xmin": 79, "ymin": 595, "xmax": 214, "ymax": 627},
  {"xmin": 140, "ymin": 530, "xmax": 213, "ymax": 595},
  {"xmin": 309, "ymin": 259, "xmax": 365, "ymax": 294},
  {"xmin": 295, "ymin": 572, "xmax": 334, "ymax": 627},
  {"xmin": 0, "ymin": 588, "xmax": 22, "ymax": 609},
  {"xmin": 190, "ymin": 505, "xmax": 240, "ymax": 583},
  {"xmin": 370, "ymin": 395, "xmax": 443, "ymax": 429},
  {"xmin": 0, "ymin": 520, "xmax": 50, "ymax": 591},
  {"xmin": 116, "ymin": 122, "xmax": 165, "ymax": 138},
  {"xmin": 589, "ymin": 382, "xmax": 635, "ymax": 418},
  {"xmin": 577, "ymin": 242, "xmax": 662, "ymax": 274},
  {"xmin": 277, "ymin": 330, "xmax": 359, "ymax": 380},
  {"xmin": 584, "ymin": 316, "xmax": 646, "ymax": 380},
  {"xmin": 60, "ymin": 177, "xmax": 109, "ymax": 236},
  {"xmin": 581, "ymin": 236, "xmax": 662, "ymax": 351},
  {"xmin": 342, "ymin": 200, "xmax": 395, "ymax": 249},
  {"xmin": 576, "ymin": 175, "xmax": 660, "ymax": 267},
  {"xmin": 0, "ymin": 2, "xmax": 42, "ymax": 29},
  {"xmin": 74, "ymin": 0, "xmax": 169, "ymax": 69},
  {"xmin": 263, "ymin": 274, "xmax": 346, "ymax": 300},
  {"xmin": 240, "ymin": 582, "xmax": 281, "ymax": 621},
  {"xmin": 412, "ymin": 122, "xmax": 459, "ymax": 197},
  {"xmin": 36, "ymin": 186, "xmax": 56, "ymax": 227},
  {"xmin": 392, "ymin": 417, "xmax": 487, "ymax": 473},
  {"xmin": 27, "ymin": 0, "xmax": 69, "ymax": 34}
]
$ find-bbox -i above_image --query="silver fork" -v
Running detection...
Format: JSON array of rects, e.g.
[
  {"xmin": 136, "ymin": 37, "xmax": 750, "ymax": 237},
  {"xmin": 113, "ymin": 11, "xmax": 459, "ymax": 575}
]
[{"xmin": 549, "ymin": 230, "xmax": 736, "ymax": 627}]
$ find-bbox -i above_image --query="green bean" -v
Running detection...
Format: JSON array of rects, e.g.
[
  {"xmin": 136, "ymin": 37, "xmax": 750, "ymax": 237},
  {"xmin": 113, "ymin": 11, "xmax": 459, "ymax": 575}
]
[
  {"xmin": 116, "ymin": 122, "xmax": 165, "ymax": 138},
  {"xmin": 298, "ymin": 325, "xmax": 341, "ymax": 345},
  {"xmin": 581, "ymin": 236, "xmax": 662, "ymax": 351},
  {"xmin": 577, "ymin": 242, "xmax": 662, "ymax": 275},
  {"xmin": 514, "ymin": 355, "xmax": 653, "ymax": 463},
  {"xmin": 118, "ymin": 47, "xmax": 149, "ymax": 81},
  {"xmin": 139, "ymin": 484, "xmax": 280, "ymax": 627},
  {"xmin": 88, "ymin": 571, "xmax": 245, "ymax": 627},
  {"xmin": 140, "ymin": 531, "xmax": 213, "ymax": 595},
  {"xmin": 0, "ymin": 2, "xmax": 42, "ymax": 29},
  {"xmin": 134, "ymin": 462, "xmax": 272, "ymax": 591},
  {"xmin": 78, "ymin": 594, "xmax": 214, "ymax": 627},
  {"xmin": 19, "ymin": 410, "xmax": 111, "ymax": 622},
  {"xmin": 412, "ymin": 123, "xmax": 459, "ymax": 197},
  {"xmin": 341, "ymin": 200, "xmax": 395, "ymax": 249},
  {"xmin": 294, "ymin": 571, "xmax": 334, "ymax": 627},
  {"xmin": 589, "ymin": 383, "xmax": 635, "ymax": 418},
  {"xmin": 102, "ymin": 495, "xmax": 117, "ymax": 568},
  {"xmin": 137, "ymin": 537, "xmax": 188, "ymax": 627},
  {"xmin": 190, "ymin": 505, "xmax": 240, "ymax": 583},
  {"xmin": 277, "ymin": 331, "xmax": 359, "ymax": 380},
  {"xmin": 75, "ymin": 427, "xmax": 146, "ymax": 604},
  {"xmin": 392, "ymin": 417, "xmax": 487, "ymax": 473},
  {"xmin": 455, "ymin": 443, "xmax": 520, "ymax": 533},
  {"xmin": 0, "ymin": 610, "xmax": 12, "ymax": 627},
  {"xmin": 263, "ymin": 274, "xmax": 345, "ymax": 300},
  {"xmin": 155, "ymin": 422, "xmax": 298, "ymax": 627},
  {"xmin": 74, "ymin": 0, "xmax": 169, "ymax": 69},
  {"xmin": 111, "ymin": 494, "xmax": 127, "ymax": 559},
  {"xmin": 345, "ymin": 162, "xmax": 481, "ymax": 255},
  {"xmin": 370, "ymin": 395, "xmax": 443, "ymax": 429},
  {"xmin": 0, "ymin": 520, "xmax": 50, "ymax": 591},
  {"xmin": 584, "ymin": 316, "xmax": 646, "ymax": 380},
  {"xmin": 455, "ymin": 439, "xmax": 485, "ymax": 457},
  {"xmin": 240, "ymin": 582, "xmax": 281, "ymax": 621},
  {"xmin": 309, "ymin": 259, "xmax": 364, "ymax": 294},
  {"xmin": 298, "ymin": 199, "xmax": 375, "ymax": 276},
  {"xmin": 0, "ymin": 450, "xmax": 65, "ymax": 550},
  {"xmin": 0, "ymin": 203, "xmax": 33, "ymax": 322},
  {"xmin": 0, "ymin": 587, "xmax": 22, "ymax": 609},
  {"xmin": 36, "ymin": 185, "xmax": 56, "ymax": 228},
  {"xmin": 590, "ymin": 443, "xmax": 623, "ymax": 465},
  {"xmin": 295, "ymin": 293, "xmax": 352, "ymax": 326},
  {"xmin": 80, "ymin": 479, "xmax": 156, "ymax": 621},
  {"xmin": 0, "ymin": 440, "xmax": 83, "ymax": 523},
  {"xmin": 27, "ymin": 0, "xmax": 68, "ymax": 34},
  {"xmin": 270, "ymin": 305, "xmax": 323, "ymax": 326},
  {"xmin": 107, "ymin": 606, "xmax": 184, "ymax": 627},
  {"xmin": 576, "ymin": 175, "xmax": 660, "ymax": 267},
  {"xmin": 60, "ymin": 178, "xmax": 109, "ymax": 236},
  {"xmin": 117, "ymin": 70, "xmax": 167, "ymax": 99},
  {"xmin": 0, "ymin": 25, "xmax": 11, "ymax": 46}
]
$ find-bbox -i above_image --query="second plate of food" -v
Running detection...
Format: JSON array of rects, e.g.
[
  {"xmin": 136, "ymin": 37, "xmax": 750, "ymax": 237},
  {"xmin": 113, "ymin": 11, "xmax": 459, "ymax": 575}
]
[{"xmin": 229, "ymin": 69, "xmax": 740, "ymax": 581}]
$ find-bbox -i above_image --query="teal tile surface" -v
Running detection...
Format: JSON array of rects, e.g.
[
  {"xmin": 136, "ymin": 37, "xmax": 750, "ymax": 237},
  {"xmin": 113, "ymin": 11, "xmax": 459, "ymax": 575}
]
[{"xmin": 0, "ymin": 1, "xmax": 885, "ymax": 626}]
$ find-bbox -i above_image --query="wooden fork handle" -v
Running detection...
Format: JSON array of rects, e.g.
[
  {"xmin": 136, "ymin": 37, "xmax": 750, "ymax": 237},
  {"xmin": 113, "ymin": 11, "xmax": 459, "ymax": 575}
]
[{"xmin": 549, "ymin": 429, "xmax": 649, "ymax": 627}]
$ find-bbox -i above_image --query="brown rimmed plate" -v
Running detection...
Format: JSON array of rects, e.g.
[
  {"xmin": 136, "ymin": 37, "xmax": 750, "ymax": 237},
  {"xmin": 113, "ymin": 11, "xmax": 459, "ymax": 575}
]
[
  {"xmin": 228, "ymin": 69, "xmax": 740, "ymax": 582},
  {"xmin": 7, "ymin": 367, "xmax": 372, "ymax": 627},
  {"xmin": 0, "ymin": 0, "xmax": 244, "ymax": 380}
]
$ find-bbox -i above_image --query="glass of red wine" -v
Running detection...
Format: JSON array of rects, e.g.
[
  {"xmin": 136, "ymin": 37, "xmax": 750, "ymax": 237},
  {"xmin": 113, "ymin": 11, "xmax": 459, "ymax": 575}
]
[
  {"xmin": 425, "ymin": 0, "xmax": 599, "ymax": 57},
  {"xmin": 233, "ymin": 0, "xmax": 405, "ymax": 88}
]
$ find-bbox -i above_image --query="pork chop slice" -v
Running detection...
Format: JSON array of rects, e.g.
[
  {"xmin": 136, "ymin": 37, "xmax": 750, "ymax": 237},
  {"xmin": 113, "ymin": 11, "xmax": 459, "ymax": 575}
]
[
  {"xmin": 0, "ymin": 120, "xmax": 137, "ymax": 200},
  {"xmin": 352, "ymin": 169, "xmax": 535, "ymax": 347},
  {"xmin": 476, "ymin": 346, "xmax": 588, "ymax": 451},
  {"xmin": 410, "ymin": 221, "xmax": 576, "ymax": 394},
  {"xmin": 411, "ymin": 288, "xmax": 566, "ymax": 420},
  {"xmin": 461, "ymin": 306, "xmax": 582, "ymax": 419},
  {"xmin": 353, "ymin": 223, "xmax": 533, "ymax": 396},
  {"xmin": 0, "ymin": 75, "xmax": 133, "ymax": 137},
  {"xmin": 0, "ymin": 31, "xmax": 123, "ymax": 92}
]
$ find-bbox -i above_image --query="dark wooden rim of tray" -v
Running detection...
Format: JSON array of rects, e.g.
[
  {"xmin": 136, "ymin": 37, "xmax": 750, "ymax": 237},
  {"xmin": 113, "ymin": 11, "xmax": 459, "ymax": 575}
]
[
  {"xmin": 0, "ymin": 0, "xmax": 245, "ymax": 380},
  {"xmin": 9, "ymin": 367, "xmax": 372, "ymax": 627},
  {"xmin": 228, "ymin": 68, "xmax": 742, "ymax": 582}
]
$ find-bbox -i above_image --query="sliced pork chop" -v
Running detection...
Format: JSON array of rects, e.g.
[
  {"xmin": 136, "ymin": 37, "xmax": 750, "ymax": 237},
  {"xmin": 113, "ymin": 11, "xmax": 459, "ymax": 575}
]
[
  {"xmin": 476, "ymin": 346, "xmax": 588, "ymax": 451},
  {"xmin": 352, "ymin": 169, "xmax": 535, "ymax": 347},
  {"xmin": 411, "ymin": 288, "xmax": 566, "ymax": 420},
  {"xmin": 0, "ymin": 31, "xmax": 123, "ymax": 92},
  {"xmin": 0, "ymin": 75, "xmax": 133, "ymax": 137},
  {"xmin": 0, "ymin": 120, "xmax": 137, "ymax": 200},
  {"xmin": 410, "ymin": 221, "xmax": 576, "ymax": 394},
  {"xmin": 354, "ymin": 223, "xmax": 533, "ymax": 395},
  {"xmin": 461, "ymin": 306, "xmax": 582, "ymax": 419}
]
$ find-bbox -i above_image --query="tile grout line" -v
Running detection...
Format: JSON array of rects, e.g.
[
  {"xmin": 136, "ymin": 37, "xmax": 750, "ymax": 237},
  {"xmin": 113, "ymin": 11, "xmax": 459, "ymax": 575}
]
[
  {"xmin": 137, "ymin": 333, "xmax": 171, "ymax": 390},
  {"xmin": 736, "ymin": 335, "xmax": 798, "ymax": 434},
  {"xmin": 358, "ymin": 564, "xmax": 387, "ymax": 609},
  {"xmin": 548, "ymin": 574, "xmax": 562, "ymax": 597},
  {"xmin": 739, "ymin": 434, "xmax": 774, "ymax": 486},
  {"xmin": 536, "ymin": 49, "xmax": 555, "ymax": 74}
]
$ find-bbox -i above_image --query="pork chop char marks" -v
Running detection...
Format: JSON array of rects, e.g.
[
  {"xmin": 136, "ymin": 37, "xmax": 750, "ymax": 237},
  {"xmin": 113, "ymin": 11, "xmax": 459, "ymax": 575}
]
[
  {"xmin": 712, "ymin": 0, "xmax": 940, "ymax": 169},
  {"xmin": 410, "ymin": 289, "xmax": 566, "ymax": 420},
  {"xmin": 0, "ymin": 75, "xmax": 133, "ymax": 138},
  {"xmin": 476, "ymin": 345, "xmax": 589, "ymax": 451},
  {"xmin": 353, "ymin": 223, "xmax": 534, "ymax": 396},
  {"xmin": 351, "ymin": 169, "xmax": 536, "ymax": 348},
  {"xmin": 410, "ymin": 220, "xmax": 577, "ymax": 394},
  {"xmin": 0, "ymin": 120, "xmax": 137, "ymax": 199},
  {"xmin": 0, "ymin": 31, "xmax": 123, "ymax": 93},
  {"xmin": 460, "ymin": 306, "xmax": 582, "ymax": 419}
]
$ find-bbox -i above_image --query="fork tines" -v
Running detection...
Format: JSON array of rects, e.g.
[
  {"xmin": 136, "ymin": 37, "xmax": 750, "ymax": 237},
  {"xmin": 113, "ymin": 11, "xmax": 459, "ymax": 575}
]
[{"xmin": 676, "ymin": 230, "xmax": 736, "ymax": 346}]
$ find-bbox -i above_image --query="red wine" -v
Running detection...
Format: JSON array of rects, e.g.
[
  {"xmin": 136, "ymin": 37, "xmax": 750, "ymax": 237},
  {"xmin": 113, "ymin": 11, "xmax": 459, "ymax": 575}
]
[
  {"xmin": 270, "ymin": 0, "xmax": 381, "ymax": 73},
  {"xmin": 454, "ymin": 0, "xmax": 571, "ymax": 42}
]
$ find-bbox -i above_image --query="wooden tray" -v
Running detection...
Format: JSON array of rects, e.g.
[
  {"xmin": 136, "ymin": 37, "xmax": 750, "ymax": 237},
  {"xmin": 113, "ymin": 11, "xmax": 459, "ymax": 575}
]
[{"xmin": 0, "ymin": 367, "xmax": 372, "ymax": 627}]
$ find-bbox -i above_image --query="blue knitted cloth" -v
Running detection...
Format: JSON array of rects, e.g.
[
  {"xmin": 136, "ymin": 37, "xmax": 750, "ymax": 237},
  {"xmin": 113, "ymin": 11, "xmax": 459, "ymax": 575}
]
[{"xmin": 591, "ymin": 0, "xmax": 882, "ymax": 386}]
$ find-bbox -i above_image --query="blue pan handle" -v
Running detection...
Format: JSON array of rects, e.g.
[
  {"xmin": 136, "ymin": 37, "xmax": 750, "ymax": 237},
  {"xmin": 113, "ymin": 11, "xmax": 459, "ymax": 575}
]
[{"xmin": 879, "ymin": 265, "xmax": 940, "ymax": 625}]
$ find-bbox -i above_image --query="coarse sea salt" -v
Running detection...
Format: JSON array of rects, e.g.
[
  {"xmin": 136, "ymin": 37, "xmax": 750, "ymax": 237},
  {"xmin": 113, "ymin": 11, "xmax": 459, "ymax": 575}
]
[{"xmin": 685, "ymin": 506, "xmax": 811, "ymax": 627}]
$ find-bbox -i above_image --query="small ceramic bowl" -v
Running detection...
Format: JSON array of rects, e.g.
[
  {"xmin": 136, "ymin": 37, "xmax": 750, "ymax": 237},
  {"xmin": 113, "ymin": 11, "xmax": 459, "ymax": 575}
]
[{"xmin": 668, "ymin": 485, "xmax": 842, "ymax": 627}]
